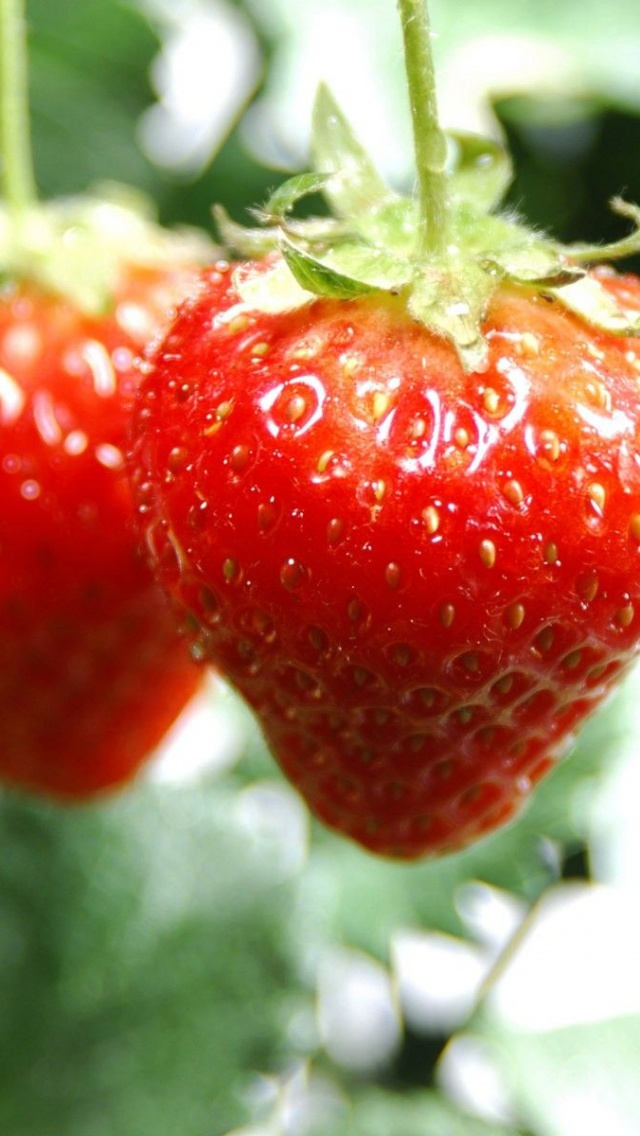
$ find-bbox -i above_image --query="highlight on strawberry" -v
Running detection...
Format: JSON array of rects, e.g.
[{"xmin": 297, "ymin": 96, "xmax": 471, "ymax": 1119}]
[
  {"xmin": 0, "ymin": 0, "xmax": 213, "ymax": 798},
  {"xmin": 130, "ymin": 0, "xmax": 640, "ymax": 858}
]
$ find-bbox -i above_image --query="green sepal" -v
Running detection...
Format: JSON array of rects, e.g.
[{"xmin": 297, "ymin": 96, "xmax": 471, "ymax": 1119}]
[
  {"xmin": 547, "ymin": 273, "xmax": 640, "ymax": 335},
  {"xmin": 448, "ymin": 133, "xmax": 513, "ymax": 214},
  {"xmin": 311, "ymin": 84, "xmax": 396, "ymax": 220},
  {"xmin": 233, "ymin": 255, "xmax": 315, "ymax": 313},
  {"xmin": 214, "ymin": 84, "xmax": 640, "ymax": 374},
  {"xmin": 0, "ymin": 186, "xmax": 214, "ymax": 313},
  {"xmin": 480, "ymin": 243, "xmax": 584, "ymax": 287},
  {"xmin": 280, "ymin": 235, "xmax": 379, "ymax": 300},
  {"xmin": 258, "ymin": 172, "xmax": 333, "ymax": 222},
  {"xmin": 213, "ymin": 205, "xmax": 277, "ymax": 259},
  {"xmin": 409, "ymin": 260, "xmax": 494, "ymax": 373},
  {"xmin": 561, "ymin": 198, "xmax": 640, "ymax": 264}
]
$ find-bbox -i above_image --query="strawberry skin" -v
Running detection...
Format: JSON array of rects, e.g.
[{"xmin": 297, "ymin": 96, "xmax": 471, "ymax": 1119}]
[
  {"xmin": 131, "ymin": 257, "xmax": 640, "ymax": 857},
  {"xmin": 0, "ymin": 265, "xmax": 204, "ymax": 798}
]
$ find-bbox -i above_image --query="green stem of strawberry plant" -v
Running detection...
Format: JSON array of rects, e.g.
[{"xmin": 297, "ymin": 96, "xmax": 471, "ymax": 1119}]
[
  {"xmin": 397, "ymin": 0, "xmax": 448, "ymax": 256},
  {"xmin": 0, "ymin": 0, "xmax": 37, "ymax": 216}
]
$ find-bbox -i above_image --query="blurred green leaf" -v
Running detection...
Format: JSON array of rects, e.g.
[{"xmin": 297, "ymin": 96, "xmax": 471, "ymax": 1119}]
[
  {"xmin": 0, "ymin": 783, "xmax": 301, "ymax": 1136},
  {"xmin": 490, "ymin": 1017, "xmax": 640, "ymax": 1136},
  {"xmin": 27, "ymin": 0, "xmax": 161, "ymax": 197},
  {"xmin": 339, "ymin": 1086, "xmax": 521, "ymax": 1136}
]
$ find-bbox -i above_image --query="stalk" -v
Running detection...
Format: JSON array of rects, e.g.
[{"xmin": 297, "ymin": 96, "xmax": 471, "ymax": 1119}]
[
  {"xmin": 0, "ymin": 0, "xmax": 37, "ymax": 216},
  {"xmin": 397, "ymin": 0, "xmax": 448, "ymax": 255}
]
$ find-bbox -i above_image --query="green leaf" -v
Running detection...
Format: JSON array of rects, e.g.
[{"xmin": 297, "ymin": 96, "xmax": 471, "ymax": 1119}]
[
  {"xmin": 281, "ymin": 235, "xmax": 379, "ymax": 299},
  {"xmin": 408, "ymin": 262, "xmax": 494, "ymax": 372},
  {"xmin": 259, "ymin": 172, "xmax": 333, "ymax": 220},
  {"xmin": 482, "ymin": 242, "xmax": 582, "ymax": 285},
  {"xmin": 233, "ymin": 255, "xmax": 315, "ymax": 312},
  {"xmin": 0, "ymin": 782, "xmax": 302, "ymax": 1136},
  {"xmin": 29, "ymin": 0, "xmax": 161, "ymax": 197},
  {"xmin": 486, "ymin": 1017, "xmax": 640, "ymax": 1136},
  {"xmin": 310, "ymin": 238, "xmax": 413, "ymax": 291},
  {"xmin": 561, "ymin": 197, "xmax": 640, "ymax": 263},
  {"xmin": 449, "ymin": 132, "xmax": 513, "ymax": 213},
  {"xmin": 214, "ymin": 204, "xmax": 278, "ymax": 258},
  {"xmin": 548, "ymin": 273, "xmax": 640, "ymax": 334},
  {"xmin": 340, "ymin": 1087, "xmax": 519, "ymax": 1136},
  {"xmin": 311, "ymin": 84, "xmax": 395, "ymax": 219}
]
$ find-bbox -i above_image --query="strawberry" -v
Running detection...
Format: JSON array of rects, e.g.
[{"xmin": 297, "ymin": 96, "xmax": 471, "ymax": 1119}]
[
  {"xmin": 0, "ymin": 213, "xmax": 213, "ymax": 798},
  {"xmin": 130, "ymin": 3, "xmax": 640, "ymax": 857},
  {"xmin": 0, "ymin": 2, "xmax": 211, "ymax": 797}
]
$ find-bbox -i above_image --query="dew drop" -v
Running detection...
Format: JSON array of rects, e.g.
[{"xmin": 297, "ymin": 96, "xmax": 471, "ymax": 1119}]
[
  {"xmin": 20, "ymin": 478, "xmax": 40, "ymax": 500},
  {"xmin": 79, "ymin": 339, "xmax": 116, "ymax": 397},
  {"xmin": 33, "ymin": 390, "xmax": 62, "ymax": 446},
  {"xmin": 0, "ymin": 365, "xmax": 25, "ymax": 423},
  {"xmin": 64, "ymin": 430, "xmax": 88, "ymax": 456},
  {"xmin": 95, "ymin": 443, "xmax": 124, "ymax": 470},
  {"xmin": 2, "ymin": 452, "xmax": 20, "ymax": 473}
]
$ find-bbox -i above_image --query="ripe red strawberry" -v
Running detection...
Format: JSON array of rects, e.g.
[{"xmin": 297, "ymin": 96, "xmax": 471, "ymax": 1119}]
[
  {"xmin": 130, "ymin": 256, "xmax": 640, "ymax": 857},
  {"xmin": 0, "ymin": 237, "xmax": 211, "ymax": 798},
  {"xmin": 0, "ymin": 0, "xmax": 213, "ymax": 798},
  {"xmin": 131, "ymin": 10, "xmax": 640, "ymax": 857}
]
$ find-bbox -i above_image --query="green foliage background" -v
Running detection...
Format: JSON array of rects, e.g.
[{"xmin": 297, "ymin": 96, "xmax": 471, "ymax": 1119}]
[{"xmin": 3, "ymin": 1, "xmax": 640, "ymax": 1133}]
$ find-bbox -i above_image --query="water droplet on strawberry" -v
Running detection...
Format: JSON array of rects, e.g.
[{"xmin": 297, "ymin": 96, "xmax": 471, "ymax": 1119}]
[{"xmin": 20, "ymin": 479, "xmax": 40, "ymax": 500}]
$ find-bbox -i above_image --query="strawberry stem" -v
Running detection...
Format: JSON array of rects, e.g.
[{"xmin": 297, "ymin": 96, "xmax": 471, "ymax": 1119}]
[
  {"xmin": 0, "ymin": 0, "xmax": 37, "ymax": 215},
  {"xmin": 397, "ymin": 0, "xmax": 448, "ymax": 255}
]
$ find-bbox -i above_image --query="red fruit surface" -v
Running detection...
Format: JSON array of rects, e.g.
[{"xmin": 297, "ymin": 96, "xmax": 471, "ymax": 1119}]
[
  {"xmin": 131, "ymin": 256, "xmax": 640, "ymax": 857},
  {"xmin": 0, "ymin": 265, "xmax": 204, "ymax": 798}
]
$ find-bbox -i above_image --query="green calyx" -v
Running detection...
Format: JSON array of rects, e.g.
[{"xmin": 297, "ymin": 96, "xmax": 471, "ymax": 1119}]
[
  {"xmin": 0, "ymin": 0, "xmax": 213, "ymax": 312},
  {"xmin": 0, "ymin": 185, "xmax": 214, "ymax": 312},
  {"xmin": 217, "ymin": 85, "xmax": 640, "ymax": 373}
]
